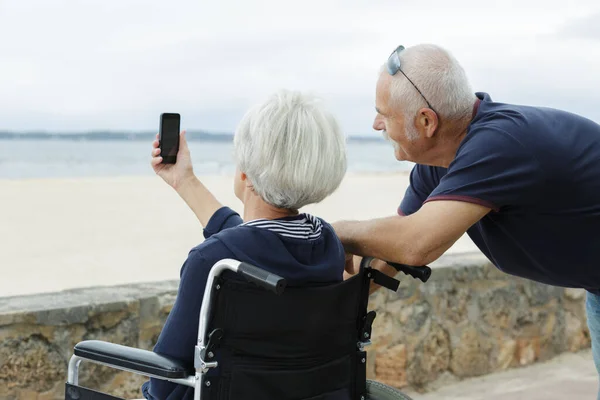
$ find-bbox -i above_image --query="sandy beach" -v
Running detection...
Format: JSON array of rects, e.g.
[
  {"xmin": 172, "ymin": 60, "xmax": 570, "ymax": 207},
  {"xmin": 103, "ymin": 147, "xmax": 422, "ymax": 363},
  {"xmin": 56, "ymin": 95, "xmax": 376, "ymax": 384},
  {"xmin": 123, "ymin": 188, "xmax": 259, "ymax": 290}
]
[{"xmin": 0, "ymin": 172, "xmax": 478, "ymax": 297}]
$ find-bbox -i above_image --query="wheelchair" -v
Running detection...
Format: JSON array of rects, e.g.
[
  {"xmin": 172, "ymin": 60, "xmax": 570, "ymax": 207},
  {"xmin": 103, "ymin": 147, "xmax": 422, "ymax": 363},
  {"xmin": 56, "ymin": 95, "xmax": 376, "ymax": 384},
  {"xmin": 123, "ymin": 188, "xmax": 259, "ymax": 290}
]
[{"xmin": 65, "ymin": 257, "xmax": 431, "ymax": 400}]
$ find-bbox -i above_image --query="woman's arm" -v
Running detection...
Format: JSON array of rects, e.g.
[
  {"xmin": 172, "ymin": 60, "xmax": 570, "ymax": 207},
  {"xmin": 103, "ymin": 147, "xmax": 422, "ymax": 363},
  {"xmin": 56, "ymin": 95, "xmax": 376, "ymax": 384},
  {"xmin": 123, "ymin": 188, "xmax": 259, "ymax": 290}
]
[
  {"xmin": 150, "ymin": 130, "xmax": 224, "ymax": 227},
  {"xmin": 145, "ymin": 248, "xmax": 212, "ymax": 399},
  {"xmin": 175, "ymin": 176, "xmax": 223, "ymax": 227}
]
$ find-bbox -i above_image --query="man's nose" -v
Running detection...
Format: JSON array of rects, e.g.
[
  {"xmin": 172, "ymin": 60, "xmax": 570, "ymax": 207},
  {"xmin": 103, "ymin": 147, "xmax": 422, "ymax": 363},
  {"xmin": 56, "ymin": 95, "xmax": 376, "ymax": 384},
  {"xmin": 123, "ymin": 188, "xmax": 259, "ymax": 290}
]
[{"xmin": 373, "ymin": 116, "xmax": 384, "ymax": 131}]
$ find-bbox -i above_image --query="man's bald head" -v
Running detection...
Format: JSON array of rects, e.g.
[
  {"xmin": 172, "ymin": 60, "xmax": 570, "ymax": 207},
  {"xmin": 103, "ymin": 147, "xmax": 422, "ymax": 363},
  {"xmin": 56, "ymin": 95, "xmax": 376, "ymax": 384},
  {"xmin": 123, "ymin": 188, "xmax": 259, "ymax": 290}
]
[{"xmin": 379, "ymin": 44, "xmax": 475, "ymax": 122}]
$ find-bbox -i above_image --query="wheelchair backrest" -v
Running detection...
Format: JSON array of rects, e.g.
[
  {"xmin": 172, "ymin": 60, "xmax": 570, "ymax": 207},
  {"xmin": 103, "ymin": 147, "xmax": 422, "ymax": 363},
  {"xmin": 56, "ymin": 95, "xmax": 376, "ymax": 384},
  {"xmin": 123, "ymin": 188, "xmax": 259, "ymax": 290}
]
[{"xmin": 201, "ymin": 269, "xmax": 373, "ymax": 400}]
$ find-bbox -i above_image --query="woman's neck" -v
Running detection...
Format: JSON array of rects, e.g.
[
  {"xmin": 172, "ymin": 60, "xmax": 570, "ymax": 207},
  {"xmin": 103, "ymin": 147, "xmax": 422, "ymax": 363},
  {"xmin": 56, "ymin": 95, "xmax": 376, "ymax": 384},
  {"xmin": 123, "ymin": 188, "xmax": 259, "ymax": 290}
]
[{"xmin": 242, "ymin": 194, "xmax": 298, "ymax": 222}]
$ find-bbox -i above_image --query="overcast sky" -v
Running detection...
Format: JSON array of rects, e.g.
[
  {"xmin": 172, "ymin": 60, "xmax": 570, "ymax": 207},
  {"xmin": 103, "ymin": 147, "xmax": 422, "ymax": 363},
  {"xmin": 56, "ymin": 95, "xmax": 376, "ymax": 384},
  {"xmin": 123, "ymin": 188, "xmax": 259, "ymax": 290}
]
[{"xmin": 1, "ymin": 0, "xmax": 599, "ymax": 136}]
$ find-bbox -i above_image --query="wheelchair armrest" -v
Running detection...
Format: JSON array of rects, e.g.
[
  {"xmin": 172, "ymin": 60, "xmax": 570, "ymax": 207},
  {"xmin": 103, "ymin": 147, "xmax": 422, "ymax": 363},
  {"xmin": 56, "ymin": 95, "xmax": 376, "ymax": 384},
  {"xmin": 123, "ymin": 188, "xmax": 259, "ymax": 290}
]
[{"xmin": 74, "ymin": 340, "xmax": 192, "ymax": 379}]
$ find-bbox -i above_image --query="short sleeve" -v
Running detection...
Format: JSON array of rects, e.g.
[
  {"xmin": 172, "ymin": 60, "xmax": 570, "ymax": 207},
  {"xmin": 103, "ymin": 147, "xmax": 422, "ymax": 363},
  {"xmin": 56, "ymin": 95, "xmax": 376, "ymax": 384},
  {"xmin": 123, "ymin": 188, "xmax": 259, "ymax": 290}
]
[
  {"xmin": 399, "ymin": 164, "xmax": 446, "ymax": 216},
  {"xmin": 426, "ymin": 127, "xmax": 544, "ymax": 211}
]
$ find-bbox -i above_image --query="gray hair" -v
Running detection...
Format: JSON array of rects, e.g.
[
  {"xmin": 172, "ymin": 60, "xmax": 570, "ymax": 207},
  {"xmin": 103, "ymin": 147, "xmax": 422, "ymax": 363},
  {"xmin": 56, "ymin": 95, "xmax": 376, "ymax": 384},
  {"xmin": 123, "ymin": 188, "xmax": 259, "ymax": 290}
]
[
  {"xmin": 233, "ymin": 90, "xmax": 347, "ymax": 210},
  {"xmin": 384, "ymin": 44, "xmax": 476, "ymax": 127}
]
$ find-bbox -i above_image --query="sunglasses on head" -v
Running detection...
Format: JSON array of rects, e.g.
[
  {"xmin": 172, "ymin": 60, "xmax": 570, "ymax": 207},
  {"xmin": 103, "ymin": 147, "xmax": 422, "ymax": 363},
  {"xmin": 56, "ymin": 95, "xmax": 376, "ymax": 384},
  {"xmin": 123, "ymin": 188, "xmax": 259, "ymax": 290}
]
[{"xmin": 386, "ymin": 45, "xmax": 435, "ymax": 112}]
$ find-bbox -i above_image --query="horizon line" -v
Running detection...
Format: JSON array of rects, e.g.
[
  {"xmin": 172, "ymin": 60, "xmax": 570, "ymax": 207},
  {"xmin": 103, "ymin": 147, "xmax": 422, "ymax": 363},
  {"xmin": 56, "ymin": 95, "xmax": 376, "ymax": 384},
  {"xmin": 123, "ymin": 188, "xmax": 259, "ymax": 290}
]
[{"xmin": 0, "ymin": 130, "xmax": 384, "ymax": 142}]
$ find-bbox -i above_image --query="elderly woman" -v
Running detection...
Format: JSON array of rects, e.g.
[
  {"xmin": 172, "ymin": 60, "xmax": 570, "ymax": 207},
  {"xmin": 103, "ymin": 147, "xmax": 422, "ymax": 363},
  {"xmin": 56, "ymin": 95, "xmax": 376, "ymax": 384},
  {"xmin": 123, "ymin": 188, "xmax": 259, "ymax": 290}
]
[{"xmin": 141, "ymin": 90, "xmax": 347, "ymax": 400}]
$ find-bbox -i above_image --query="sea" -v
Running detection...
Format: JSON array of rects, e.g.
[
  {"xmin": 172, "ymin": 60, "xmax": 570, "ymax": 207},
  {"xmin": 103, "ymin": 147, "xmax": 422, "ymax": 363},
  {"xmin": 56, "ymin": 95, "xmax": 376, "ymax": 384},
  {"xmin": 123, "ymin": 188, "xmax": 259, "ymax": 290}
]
[{"xmin": 0, "ymin": 132, "xmax": 413, "ymax": 179}]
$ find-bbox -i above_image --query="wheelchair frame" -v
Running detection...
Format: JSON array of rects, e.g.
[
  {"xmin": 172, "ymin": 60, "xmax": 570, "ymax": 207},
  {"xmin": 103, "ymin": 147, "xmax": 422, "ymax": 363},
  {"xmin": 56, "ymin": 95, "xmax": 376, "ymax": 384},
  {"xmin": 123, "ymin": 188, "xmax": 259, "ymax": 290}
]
[{"xmin": 65, "ymin": 257, "xmax": 430, "ymax": 400}]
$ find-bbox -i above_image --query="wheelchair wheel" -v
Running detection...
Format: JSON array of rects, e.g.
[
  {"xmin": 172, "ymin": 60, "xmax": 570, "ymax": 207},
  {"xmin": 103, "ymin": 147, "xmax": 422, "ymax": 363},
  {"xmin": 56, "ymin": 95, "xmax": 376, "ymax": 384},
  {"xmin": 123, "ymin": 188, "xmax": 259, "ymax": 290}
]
[{"xmin": 366, "ymin": 379, "xmax": 414, "ymax": 400}]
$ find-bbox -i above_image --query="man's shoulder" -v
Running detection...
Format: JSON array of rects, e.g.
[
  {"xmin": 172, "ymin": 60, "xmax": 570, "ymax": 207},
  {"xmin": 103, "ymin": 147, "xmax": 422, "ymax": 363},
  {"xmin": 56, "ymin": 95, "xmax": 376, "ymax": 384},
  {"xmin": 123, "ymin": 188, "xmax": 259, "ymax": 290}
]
[
  {"xmin": 466, "ymin": 98, "xmax": 600, "ymax": 176},
  {"xmin": 462, "ymin": 104, "xmax": 543, "ymax": 159},
  {"xmin": 471, "ymin": 93, "xmax": 542, "ymax": 140},
  {"xmin": 471, "ymin": 93, "xmax": 598, "ymax": 147}
]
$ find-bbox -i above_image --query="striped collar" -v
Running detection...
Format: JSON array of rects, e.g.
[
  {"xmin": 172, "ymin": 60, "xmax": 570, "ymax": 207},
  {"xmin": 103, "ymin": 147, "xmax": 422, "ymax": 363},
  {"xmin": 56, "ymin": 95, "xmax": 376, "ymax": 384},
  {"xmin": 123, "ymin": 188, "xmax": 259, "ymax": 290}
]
[{"xmin": 242, "ymin": 214, "xmax": 323, "ymax": 240}]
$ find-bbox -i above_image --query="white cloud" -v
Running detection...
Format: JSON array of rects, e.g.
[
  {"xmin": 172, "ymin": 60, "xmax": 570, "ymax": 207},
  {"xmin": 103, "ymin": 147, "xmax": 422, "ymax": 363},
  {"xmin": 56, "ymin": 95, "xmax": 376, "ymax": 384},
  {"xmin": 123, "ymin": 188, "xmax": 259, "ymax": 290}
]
[
  {"xmin": 553, "ymin": 11, "xmax": 600, "ymax": 40},
  {"xmin": 0, "ymin": 0, "xmax": 599, "ymax": 134}
]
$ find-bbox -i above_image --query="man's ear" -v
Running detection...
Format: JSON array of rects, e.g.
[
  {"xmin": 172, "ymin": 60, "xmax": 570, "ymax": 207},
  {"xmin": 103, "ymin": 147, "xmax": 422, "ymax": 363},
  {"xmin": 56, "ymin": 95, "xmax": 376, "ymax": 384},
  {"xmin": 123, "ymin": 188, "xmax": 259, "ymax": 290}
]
[{"xmin": 418, "ymin": 108, "xmax": 439, "ymax": 138}]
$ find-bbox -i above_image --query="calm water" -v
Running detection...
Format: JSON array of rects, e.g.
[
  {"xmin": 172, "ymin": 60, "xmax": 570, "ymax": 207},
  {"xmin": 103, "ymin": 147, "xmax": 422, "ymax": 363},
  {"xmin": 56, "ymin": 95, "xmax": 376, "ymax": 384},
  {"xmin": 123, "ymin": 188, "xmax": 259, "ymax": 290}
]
[{"xmin": 0, "ymin": 138, "xmax": 413, "ymax": 179}]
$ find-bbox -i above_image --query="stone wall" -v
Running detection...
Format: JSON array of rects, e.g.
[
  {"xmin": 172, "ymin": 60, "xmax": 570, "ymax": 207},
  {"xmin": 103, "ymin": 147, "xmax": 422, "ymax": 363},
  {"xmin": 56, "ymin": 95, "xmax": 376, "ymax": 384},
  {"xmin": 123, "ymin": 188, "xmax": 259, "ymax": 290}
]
[
  {"xmin": 367, "ymin": 253, "xmax": 590, "ymax": 392},
  {"xmin": 0, "ymin": 253, "xmax": 590, "ymax": 399},
  {"xmin": 0, "ymin": 282, "xmax": 178, "ymax": 399}
]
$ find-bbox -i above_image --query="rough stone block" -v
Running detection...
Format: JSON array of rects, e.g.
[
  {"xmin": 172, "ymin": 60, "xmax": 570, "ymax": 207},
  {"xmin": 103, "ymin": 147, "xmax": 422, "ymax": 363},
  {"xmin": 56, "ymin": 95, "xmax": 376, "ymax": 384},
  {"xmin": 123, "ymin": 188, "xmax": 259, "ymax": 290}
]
[
  {"xmin": 479, "ymin": 284, "xmax": 522, "ymax": 330},
  {"xmin": 102, "ymin": 371, "xmax": 147, "ymax": 398},
  {"xmin": 495, "ymin": 339, "xmax": 516, "ymax": 370},
  {"xmin": 516, "ymin": 338, "xmax": 540, "ymax": 366},
  {"xmin": 395, "ymin": 301, "xmax": 431, "ymax": 334},
  {"xmin": 449, "ymin": 324, "xmax": 492, "ymax": 377},
  {"xmin": 0, "ymin": 334, "xmax": 66, "ymax": 393},
  {"xmin": 366, "ymin": 348, "xmax": 377, "ymax": 380},
  {"xmin": 565, "ymin": 288, "xmax": 585, "ymax": 301},
  {"xmin": 523, "ymin": 281, "xmax": 563, "ymax": 307},
  {"xmin": 451, "ymin": 265, "xmax": 487, "ymax": 282},
  {"xmin": 565, "ymin": 311, "xmax": 588, "ymax": 352},
  {"xmin": 375, "ymin": 344, "xmax": 407, "ymax": 389},
  {"xmin": 407, "ymin": 323, "xmax": 450, "ymax": 388},
  {"xmin": 368, "ymin": 289, "xmax": 388, "ymax": 312},
  {"xmin": 429, "ymin": 284, "xmax": 472, "ymax": 325},
  {"xmin": 390, "ymin": 278, "xmax": 418, "ymax": 301},
  {"xmin": 370, "ymin": 311, "xmax": 395, "ymax": 351}
]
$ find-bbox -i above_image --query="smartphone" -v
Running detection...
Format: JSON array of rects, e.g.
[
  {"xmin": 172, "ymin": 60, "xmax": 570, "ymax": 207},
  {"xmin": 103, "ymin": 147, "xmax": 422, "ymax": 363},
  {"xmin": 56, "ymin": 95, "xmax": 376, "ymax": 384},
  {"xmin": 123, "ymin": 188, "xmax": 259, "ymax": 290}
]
[{"xmin": 159, "ymin": 113, "xmax": 181, "ymax": 164}]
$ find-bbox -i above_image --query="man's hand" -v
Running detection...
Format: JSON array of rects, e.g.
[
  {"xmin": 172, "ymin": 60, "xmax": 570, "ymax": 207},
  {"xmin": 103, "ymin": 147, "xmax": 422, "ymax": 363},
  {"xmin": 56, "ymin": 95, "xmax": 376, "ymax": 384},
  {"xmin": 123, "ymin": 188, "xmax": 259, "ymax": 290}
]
[
  {"xmin": 344, "ymin": 253, "xmax": 358, "ymax": 275},
  {"xmin": 151, "ymin": 130, "xmax": 195, "ymax": 191},
  {"xmin": 342, "ymin": 253, "xmax": 362, "ymax": 280},
  {"xmin": 342, "ymin": 254, "xmax": 399, "ymax": 294}
]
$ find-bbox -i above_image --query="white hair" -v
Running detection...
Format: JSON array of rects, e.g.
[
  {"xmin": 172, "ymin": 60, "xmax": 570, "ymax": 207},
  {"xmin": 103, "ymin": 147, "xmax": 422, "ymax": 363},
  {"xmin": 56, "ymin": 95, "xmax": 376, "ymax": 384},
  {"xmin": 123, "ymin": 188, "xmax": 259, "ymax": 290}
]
[
  {"xmin": 233, "ymin": 90, "xmax": 347, "ymax": 210},
  {"xmin": 384, "ymin": 44, "xmax": 476, "ymax": 135}
]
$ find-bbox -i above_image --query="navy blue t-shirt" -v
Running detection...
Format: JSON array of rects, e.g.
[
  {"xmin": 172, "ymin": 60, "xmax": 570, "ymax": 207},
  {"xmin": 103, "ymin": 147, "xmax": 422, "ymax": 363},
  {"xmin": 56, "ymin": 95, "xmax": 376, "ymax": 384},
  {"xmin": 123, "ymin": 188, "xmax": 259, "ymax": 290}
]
[
  {"xmin": 141, "ymin": 207, "xmax": 346, "ymax": 400},
  {"xmin": 400, "ymin": 92, "xmax": 600, "ymax": 293}
]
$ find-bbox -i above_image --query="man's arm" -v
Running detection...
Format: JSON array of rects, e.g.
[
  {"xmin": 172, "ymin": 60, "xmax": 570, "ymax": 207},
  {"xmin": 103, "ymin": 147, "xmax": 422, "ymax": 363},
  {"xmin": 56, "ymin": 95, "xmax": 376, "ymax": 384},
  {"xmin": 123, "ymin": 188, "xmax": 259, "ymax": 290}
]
[
  {"xmin": 338, "ymin": 126, "xmax": 543, "ymax": 268},
  {"xmin": 335, "ymin": 200, "xmax": 490, "ymax": 266}
]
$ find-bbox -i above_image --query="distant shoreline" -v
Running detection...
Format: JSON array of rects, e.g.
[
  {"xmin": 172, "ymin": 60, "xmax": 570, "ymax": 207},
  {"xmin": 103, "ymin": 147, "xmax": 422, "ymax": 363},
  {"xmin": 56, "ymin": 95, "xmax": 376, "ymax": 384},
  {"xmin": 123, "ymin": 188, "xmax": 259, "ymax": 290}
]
[{"xmin": 0, "ymin": 131, "xmax": 385, "ymax": 143}]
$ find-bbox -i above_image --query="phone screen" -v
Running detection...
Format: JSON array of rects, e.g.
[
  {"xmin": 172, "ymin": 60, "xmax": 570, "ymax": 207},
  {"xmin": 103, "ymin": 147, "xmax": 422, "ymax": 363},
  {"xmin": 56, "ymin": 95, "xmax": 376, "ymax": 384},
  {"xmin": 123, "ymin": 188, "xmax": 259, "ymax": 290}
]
[{"xmin": 160, "ymin": 113, "xmax": 180, "ymax": 163}]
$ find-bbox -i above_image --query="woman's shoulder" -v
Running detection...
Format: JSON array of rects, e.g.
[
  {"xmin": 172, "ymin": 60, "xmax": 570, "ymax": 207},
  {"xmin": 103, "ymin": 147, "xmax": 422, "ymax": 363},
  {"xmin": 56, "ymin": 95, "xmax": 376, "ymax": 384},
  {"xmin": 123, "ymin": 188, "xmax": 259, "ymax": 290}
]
[
  {"xmin": 188, "ymin": 224, "xmax": 274, "ymax": 264},
  {"xmin": 183, "ymin": 233, "xmax": 241, "ymax": 271}
]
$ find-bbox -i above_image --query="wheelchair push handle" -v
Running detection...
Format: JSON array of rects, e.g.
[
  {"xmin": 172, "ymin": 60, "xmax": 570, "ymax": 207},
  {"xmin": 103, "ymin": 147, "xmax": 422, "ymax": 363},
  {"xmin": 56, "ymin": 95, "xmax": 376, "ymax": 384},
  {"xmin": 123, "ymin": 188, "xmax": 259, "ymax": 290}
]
[
  {"xmin": 386, "ymin": 262, "xmax": 432, "ymax": 282},
  {"xmin": 360, "ymin": 257, "xmax": 432, "ymax": 283},
  {"xmin": 238, "ymin": 262, "xmax": 287, "ymax": 295}
]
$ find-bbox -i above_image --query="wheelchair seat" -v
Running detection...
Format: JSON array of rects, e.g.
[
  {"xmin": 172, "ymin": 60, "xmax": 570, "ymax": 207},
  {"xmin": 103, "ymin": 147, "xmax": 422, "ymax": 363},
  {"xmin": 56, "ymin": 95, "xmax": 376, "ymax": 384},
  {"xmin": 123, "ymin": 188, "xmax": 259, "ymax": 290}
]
[{"xmin": 65, "ymin": 258, "xmax": 421, "ymax": 400}]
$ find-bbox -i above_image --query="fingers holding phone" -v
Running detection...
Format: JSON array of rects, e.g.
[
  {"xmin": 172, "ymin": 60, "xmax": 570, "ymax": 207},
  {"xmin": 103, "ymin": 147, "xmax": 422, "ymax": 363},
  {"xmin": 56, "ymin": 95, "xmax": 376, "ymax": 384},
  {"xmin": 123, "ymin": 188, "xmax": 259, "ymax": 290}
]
[
  {"xmin": 151, "ymin": 114, "xmax": 195, "ymax": 190},
  {"xmin": 150, "ymin": 134, "xmax": 162, "ymax": 164}
]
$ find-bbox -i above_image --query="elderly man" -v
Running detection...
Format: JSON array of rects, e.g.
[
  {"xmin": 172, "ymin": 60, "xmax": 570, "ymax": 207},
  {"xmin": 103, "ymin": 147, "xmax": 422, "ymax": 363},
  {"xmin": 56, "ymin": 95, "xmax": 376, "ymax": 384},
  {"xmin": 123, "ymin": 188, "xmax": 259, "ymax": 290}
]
[{"xmin": 334, "ymin": 44, "xmax": 600, "ymax": 392}]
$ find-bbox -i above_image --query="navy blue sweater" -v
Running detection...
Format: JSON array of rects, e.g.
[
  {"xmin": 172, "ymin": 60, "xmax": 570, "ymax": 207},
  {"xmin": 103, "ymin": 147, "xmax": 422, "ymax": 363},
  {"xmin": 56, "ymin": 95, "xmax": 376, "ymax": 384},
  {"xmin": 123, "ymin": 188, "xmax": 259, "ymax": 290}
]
[{"xmin": 142, "ymin": 206, "xmax": 345, "ymax": 400}]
